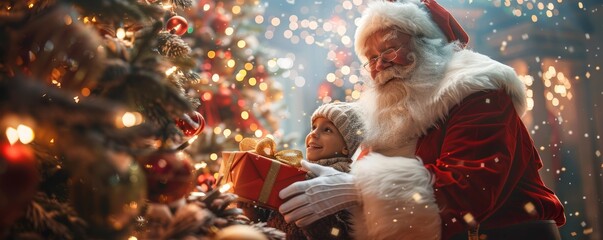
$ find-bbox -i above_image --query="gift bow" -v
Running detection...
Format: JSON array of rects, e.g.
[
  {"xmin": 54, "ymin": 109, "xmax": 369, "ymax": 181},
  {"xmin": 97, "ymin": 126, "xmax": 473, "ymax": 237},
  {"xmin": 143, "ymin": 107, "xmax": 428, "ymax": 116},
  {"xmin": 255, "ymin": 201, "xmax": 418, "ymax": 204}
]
[{"xmin": 239, "ymin": 137, "xmax": 303, "ymax": 167}]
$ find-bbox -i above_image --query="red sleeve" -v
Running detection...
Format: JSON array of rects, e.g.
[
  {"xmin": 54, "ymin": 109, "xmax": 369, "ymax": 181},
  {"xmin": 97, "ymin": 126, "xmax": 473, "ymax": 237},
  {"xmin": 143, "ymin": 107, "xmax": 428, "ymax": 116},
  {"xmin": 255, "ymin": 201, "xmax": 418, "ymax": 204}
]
[{"xmin": 424, "ymin": 90, "xmax": 527, "ymax": 228}]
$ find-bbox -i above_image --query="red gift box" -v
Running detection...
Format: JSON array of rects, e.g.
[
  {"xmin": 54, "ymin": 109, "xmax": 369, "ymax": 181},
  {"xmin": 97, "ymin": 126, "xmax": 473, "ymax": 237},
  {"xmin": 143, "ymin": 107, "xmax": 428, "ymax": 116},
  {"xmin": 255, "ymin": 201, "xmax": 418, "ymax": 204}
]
[{"xmin": 220, "ymin": 151, "xmax": 306, "ymax": 210}]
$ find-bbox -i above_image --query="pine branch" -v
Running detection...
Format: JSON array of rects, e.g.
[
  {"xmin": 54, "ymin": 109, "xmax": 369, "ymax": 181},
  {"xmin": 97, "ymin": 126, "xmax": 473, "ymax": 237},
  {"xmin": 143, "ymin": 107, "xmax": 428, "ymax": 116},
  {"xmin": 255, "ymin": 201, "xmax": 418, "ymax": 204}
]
[
  {"xmin": 157, "ymin": 32, "xmax": 192, "ymax": 58},
  {"xmin": 66, "ymin": 0, "xmax": 164, "ymax": 22},
  {"xmin": 5, "ymin": 5, "xmax": 107, "ymax": 91},
  {"xmin": 8, "ymin": 193, "xmax": 87, "ymax": 240},
  {"xmin": 172, "ymin": 0, "xmax": 194, "ymax": 9},
  {"xmin": 161, "ymin": 204, "xmax": 214, "ymax": 240}
]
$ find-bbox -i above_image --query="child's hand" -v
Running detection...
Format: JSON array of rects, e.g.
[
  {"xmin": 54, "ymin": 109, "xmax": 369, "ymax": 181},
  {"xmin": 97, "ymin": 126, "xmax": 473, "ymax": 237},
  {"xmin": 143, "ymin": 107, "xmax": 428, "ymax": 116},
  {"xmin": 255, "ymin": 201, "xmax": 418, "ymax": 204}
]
[{"xmin": 278, "ymin": 160, "xmax": 358, "ymax": 227}]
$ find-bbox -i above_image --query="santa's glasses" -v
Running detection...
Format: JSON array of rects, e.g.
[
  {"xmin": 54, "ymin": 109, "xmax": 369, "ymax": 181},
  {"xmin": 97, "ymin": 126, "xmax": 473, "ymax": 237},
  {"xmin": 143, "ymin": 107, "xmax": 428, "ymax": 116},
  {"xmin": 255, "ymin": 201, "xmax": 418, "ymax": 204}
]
[{"xmin": 362, "ymin": 46, "xmax": 405, "ymax": 71}]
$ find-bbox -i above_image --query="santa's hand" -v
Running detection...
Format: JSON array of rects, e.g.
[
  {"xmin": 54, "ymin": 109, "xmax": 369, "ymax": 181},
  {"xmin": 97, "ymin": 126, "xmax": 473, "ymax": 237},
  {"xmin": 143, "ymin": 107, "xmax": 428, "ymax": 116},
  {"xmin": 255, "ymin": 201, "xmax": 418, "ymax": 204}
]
[{"xmin": 278, "ymin": 160, "xmax": 358, "ymax": 227}]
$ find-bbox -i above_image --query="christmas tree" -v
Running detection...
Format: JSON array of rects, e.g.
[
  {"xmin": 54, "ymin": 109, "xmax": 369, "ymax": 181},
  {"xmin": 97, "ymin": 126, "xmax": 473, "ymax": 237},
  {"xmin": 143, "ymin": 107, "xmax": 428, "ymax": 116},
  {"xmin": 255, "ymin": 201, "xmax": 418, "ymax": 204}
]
[{"xmin": 0, "ymin": 0, "xmax": 285, "ymax": 239}]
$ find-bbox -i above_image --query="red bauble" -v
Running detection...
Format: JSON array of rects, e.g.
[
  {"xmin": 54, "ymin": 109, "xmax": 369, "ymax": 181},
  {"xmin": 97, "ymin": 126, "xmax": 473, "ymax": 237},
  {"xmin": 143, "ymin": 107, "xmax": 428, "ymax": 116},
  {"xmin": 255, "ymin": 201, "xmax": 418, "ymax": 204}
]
[
  {"xmin": 166, "ymin": 16, "xmax": 189, "ymax": 36},
  {"xmin": 196, "ymin": 172, "xmax": 215, "ymax": 192},
  {"xmin": 211, "ymin": 12, "xmax": 231, "ymax": 34},
  {"xmin": 0, "ymin": 143, "xmax": 39, "ymax": 233},
  {"xmin": 175, "ymin": 111, "xmax": 205, "ymax": 137},
  {"xmin": 141, "ymin": 150, "xmax": 195, "ymax": 204}
]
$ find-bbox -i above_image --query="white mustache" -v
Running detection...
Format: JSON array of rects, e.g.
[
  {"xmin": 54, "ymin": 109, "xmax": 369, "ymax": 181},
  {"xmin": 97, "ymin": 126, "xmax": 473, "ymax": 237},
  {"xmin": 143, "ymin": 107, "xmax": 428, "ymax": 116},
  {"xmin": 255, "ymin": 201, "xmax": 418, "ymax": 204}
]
[{"xmin": 373, "ymin": 53, "xmax": 417, "ymax": 85}]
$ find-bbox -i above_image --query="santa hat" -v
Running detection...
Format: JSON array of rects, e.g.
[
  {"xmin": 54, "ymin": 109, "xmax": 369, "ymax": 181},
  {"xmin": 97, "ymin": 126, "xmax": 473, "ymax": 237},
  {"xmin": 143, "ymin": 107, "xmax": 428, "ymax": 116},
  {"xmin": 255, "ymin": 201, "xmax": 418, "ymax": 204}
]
[{"xmin": 354, "ymin": 0, "xmax": 469, "ymax": 62}]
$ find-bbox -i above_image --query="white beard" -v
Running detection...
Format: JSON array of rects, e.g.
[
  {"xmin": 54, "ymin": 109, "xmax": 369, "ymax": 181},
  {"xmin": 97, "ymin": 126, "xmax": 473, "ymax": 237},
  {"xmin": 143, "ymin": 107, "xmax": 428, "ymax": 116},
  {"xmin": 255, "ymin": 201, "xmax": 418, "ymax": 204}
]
[{"xmin": 358, "ymin": 41, "xmax": 453, "ymax": 152}]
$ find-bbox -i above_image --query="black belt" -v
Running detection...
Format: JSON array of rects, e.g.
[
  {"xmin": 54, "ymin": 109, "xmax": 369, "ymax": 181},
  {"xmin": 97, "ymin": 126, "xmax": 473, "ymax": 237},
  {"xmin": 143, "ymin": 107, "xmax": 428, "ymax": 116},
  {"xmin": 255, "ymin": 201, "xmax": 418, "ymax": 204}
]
[{"xmin": 450, "ymin": 220, "xmax": 560, "ymax": 240}]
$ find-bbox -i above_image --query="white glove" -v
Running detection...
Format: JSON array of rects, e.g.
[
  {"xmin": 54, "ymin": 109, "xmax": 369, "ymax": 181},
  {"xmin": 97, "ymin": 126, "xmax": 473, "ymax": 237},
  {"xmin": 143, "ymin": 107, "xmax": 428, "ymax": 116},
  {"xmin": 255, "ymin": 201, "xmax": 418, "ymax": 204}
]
[{"xmin": 278, "ymin": 160, "xmax": 358, "ymax": 227}]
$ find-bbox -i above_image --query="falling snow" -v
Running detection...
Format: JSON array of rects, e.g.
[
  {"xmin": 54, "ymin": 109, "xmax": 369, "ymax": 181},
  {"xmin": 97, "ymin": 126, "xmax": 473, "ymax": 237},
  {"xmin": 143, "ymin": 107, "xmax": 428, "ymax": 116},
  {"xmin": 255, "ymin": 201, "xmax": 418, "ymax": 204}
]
[{"xmin": 259, "ymin": 0, "xmax": 603, "ymax": 239}]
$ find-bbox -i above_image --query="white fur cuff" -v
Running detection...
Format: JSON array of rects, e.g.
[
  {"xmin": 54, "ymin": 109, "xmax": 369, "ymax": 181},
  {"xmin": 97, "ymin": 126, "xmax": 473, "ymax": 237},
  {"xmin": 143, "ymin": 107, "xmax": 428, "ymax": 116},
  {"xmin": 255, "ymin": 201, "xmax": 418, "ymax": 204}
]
[{"xmin": 350, "ymin": 153, "xmax": 441, "ymax": 240}]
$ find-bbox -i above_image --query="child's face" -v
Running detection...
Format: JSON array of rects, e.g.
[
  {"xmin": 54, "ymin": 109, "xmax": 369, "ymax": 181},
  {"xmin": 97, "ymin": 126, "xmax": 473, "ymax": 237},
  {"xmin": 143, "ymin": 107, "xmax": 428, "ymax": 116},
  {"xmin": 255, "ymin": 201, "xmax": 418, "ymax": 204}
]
[{"xmin": 305, "ymin": 117, "xmax": 347, "ymax": 161}]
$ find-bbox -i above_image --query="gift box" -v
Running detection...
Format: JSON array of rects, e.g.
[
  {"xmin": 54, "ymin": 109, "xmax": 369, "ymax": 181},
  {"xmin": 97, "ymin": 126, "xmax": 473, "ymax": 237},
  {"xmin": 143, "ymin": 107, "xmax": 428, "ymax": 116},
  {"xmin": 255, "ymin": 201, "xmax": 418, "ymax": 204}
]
[{"xmin": 219, "ymin": 138, "xmax": 306, "ymax": 210}]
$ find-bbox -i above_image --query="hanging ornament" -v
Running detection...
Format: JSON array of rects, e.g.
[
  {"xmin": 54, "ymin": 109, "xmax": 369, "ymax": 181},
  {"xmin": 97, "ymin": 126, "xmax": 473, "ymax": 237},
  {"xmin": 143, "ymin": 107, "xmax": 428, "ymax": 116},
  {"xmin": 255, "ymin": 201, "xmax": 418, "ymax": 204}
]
[
  {"xmin": 0, "ymin": 142, "xmax": 39, "ymax": 234},
  {"xmin": 70, "ymin": 151, "xmax": 146, "ymax": 238},
  {"xmin": 196, "ymin": 171, "xmax": 215, "ymax": 192},
  {"xmin": 166, "ymin": 16, "xmax": 189, "ymax": 36},
  {"xmin": 175, "ymin": 111, "xmax": 205, "ymax": 137},
  {"xmin": 140, "ymin": 149, "xmax": 195, "ymax": 204},
  {"xmin": 211, "ymin": 12, "xmax": 231, "ymax": 35}
]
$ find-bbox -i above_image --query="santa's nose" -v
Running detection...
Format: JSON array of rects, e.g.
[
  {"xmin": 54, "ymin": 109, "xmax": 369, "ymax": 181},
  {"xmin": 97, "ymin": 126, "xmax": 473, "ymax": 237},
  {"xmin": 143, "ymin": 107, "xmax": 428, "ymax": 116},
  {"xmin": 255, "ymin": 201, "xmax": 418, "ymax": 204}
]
[{"xmin": 375, "ymin": 58, "xmax": 393, "ymax": 71}]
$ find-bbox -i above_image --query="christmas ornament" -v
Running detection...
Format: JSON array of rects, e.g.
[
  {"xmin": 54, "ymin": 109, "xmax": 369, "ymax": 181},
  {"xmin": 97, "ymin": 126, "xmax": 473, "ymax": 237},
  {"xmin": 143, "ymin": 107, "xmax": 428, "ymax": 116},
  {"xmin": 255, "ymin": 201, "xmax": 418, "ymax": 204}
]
[
  {"xmin": 140, "ymin": 149, "xmax": 195, "ymax": 204},
  {"xmin": 196, "ymin": 171, "xmax": 215, "ymax": 192},
  {"xmin": 70, "ymin": 152, "xmax": 146, "ymax": 238},
  {"xmin": 166, "ymin": 16, "xmax": 189, "ymax": 36},
  {"xmin": 175, "ymin": 111, "xmax": 205, "ymax": 137},
  {"xmin": 0, "ymin": 142, "xmax": 39, "ymax": 234},
  {"xmin": 211, "ymin": 12, "xmax": 231, "ymax": 35}
]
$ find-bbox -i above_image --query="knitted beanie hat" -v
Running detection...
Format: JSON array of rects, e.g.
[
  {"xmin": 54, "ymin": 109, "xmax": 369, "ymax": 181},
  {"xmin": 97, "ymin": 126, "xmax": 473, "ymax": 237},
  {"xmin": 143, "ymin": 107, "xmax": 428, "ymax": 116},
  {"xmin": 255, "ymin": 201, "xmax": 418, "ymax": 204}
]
[
  {"xmin": 354, "ymin": 0, "xmax": 469, "ymax": 63},
  {"xmin": 311, "ymin": 102, "xmax": 364, "ymax": 157}
]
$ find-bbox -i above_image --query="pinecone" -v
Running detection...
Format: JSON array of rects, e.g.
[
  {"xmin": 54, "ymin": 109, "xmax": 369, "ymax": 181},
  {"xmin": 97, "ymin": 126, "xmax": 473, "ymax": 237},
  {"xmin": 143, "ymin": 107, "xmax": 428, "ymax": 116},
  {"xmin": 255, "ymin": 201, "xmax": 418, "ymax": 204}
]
[{"xmin": 157, "ymin": 32, "xmax": 192, "ymax": 58}]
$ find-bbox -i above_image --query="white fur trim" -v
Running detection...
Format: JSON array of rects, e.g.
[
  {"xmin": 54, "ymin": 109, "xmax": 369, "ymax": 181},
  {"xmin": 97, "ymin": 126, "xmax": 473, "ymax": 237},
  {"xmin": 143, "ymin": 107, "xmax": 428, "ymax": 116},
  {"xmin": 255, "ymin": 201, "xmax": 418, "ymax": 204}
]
[
  {"xmin": 379, "ymin": 49, "xmax": 528, "ymax": 140},
  {"xmin": 350, "ymin": 152, "xmax": 441, "ymax": 240},
  {"xmin": 354, "ymin": 0, "xmax": 447, "ymax": 62}
]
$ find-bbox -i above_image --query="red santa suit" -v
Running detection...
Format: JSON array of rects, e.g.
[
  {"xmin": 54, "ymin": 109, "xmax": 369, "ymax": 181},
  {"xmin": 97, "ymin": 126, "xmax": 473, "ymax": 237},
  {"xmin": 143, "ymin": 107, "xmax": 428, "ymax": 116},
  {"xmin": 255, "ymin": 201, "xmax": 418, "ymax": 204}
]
[{"xmin": 351, "ymin": 48, "xmax": 566, "ymax": 239}]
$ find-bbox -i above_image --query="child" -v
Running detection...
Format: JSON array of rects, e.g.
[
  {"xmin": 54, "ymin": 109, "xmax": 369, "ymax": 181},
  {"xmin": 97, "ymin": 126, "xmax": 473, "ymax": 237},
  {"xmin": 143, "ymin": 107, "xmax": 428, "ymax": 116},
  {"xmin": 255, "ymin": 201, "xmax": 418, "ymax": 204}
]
[{"xmin": 266, "ymin": 101, "xmax": 364, "ymax": 239}]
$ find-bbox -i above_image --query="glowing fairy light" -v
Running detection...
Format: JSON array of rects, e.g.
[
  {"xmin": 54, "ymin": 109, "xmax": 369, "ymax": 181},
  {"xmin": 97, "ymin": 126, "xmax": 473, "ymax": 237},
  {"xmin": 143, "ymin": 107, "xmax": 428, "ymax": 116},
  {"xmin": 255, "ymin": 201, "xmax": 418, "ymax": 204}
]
[
  {"xmin": 116, "ymin": 27, "xmax": 126, "ymax": 40},
  {"xmin": 165, "ymin": 66, "xmax": 178, "ymax": 76},
  {"xmin": 259, "ymin": 82, "xmax": 268, "ymax": 91},
  {"xmin": 225, "ymin": 27, "xmax": 234, "ymax": 35},
  {"xmin": 5, "ymin": 127, "xmax": 19, "ymax": 145},
  {"xmin": 17, "ymin": 125, "xmax": 34, "ymax": 144},
  {"xmin": 210, "ymin": 153, "xmax": 218, "ymax": 160},
  {"xmin": 219, "ymin": 183, "xmax": 232, "ymax": 193},
  {"xmin": 255, "ymin": 15, "xmax": 264, "ymax": 24},
  {"xmin": 237, "ymin": 40, "xmax": 246, "ymax": 48},
  {"xmin": 232, "ymin": 5, "xmax": 241, "ymax": 14},
  {"xmin": 271, "ymin": 17, "xmax": 281, "ymax": 26},
  {"xmin": 194, "ymin": 162, "xmax": 207, "ymax": 170},
  {"xmin": 213, "ymin": 126, "xmax": 222, "ymax": 134},
  {"xmin": 123, "ymin": 112, "xmax": 135, "ymax": 127},
  {"xmin": 223, "ymin": 129, "xmax": 231, "ymax": 138},
  {"xmin": 241, "ymin": 111, "xmax": 249, "ymax": 120},
  {"xmin": 254, "ymin": 129, "xmax": 263, "ymax": 138},
  {"xmin": 227, "ymin": 59, "xmax": 235, "ymax": 68},
  {"xmin": 244, "ymin": 63, "xmax": 254, "ymax": 70}
]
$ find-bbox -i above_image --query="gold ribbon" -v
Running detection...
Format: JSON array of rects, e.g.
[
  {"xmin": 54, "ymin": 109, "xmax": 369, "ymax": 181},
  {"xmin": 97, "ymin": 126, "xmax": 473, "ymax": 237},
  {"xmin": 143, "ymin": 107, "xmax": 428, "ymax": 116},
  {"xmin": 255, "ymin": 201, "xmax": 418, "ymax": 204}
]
[
  {"xmin": 239, "ymin": 137, "xmax": 303, "ymax": 168},
  {"xmin": 258, "ymin": 160, "xmax": 281, "ymax": 204}
]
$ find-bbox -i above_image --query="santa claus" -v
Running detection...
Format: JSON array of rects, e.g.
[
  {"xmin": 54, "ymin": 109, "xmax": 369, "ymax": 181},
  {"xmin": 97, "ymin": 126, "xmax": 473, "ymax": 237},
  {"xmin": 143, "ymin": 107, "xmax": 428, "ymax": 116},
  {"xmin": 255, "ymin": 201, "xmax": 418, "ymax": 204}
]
[{"xmin": 279, "ymin": 1, "xmax": 566, "ymax": 240}]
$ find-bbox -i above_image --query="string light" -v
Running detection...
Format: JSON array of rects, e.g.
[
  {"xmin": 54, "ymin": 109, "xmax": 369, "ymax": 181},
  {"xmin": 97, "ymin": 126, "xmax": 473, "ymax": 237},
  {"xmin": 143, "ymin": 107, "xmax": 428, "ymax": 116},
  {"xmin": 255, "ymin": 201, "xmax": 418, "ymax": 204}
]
[{"xmin": 116, "ymin": 27, "xmax": 126, "ymax": 39}]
